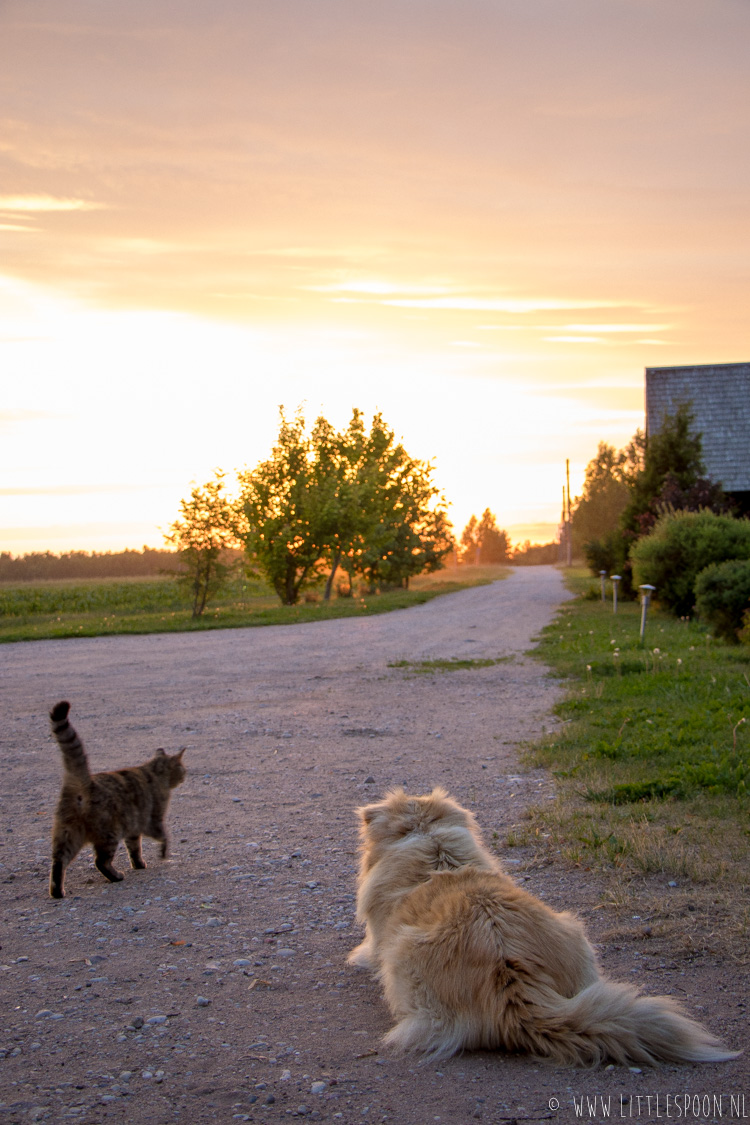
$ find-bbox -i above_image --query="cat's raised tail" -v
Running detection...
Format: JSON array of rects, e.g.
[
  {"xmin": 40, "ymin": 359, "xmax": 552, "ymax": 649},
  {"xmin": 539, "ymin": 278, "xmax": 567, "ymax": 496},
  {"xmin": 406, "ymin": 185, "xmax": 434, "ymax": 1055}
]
[{"xmin": 50, "ymin": 700, "xmax": 91, "ymax": 783}]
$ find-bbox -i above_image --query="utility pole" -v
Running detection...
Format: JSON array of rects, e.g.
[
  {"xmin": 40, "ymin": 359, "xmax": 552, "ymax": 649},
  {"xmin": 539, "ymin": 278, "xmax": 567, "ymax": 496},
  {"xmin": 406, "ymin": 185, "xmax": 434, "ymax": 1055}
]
[{"xmin": 561, "ymin": 485, "xmax": 567, "ymax": 564}]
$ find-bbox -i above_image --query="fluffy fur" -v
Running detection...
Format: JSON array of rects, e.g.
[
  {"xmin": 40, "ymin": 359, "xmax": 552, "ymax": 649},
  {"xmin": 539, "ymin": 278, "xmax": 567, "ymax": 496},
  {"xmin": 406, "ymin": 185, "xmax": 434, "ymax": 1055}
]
[
  {"xmin": 348, "ymin": 787, "xmax": 738, "ymax": 1066},
  {"xmin": 48, "ymin": 701, "xmax": 186, "ymax": 899}
]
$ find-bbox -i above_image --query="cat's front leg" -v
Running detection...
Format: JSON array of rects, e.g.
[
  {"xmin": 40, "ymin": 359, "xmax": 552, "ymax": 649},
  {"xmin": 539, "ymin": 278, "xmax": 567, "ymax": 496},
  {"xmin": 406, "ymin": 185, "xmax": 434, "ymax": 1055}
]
[
  {"xmin": 151, "ymin": 819, "xmax": 169, "ymax": 859},
  {"xmin": 49, "ymin": 858, "xmax": 66, "ymax": 899},
  {"xmin": 94, "ymin": 839, "xmax": 124, "ymax": 883},
  {"xmin": 125, "ymin": 835, "xmax": 146, "ymax": 869}
]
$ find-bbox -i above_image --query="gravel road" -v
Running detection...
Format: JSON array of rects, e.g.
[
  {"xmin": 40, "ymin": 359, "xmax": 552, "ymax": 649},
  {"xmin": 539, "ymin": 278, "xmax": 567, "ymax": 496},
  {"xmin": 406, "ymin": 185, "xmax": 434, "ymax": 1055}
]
[{"xmin": 1, "ymin": 566, "xmax": 745, "ymax": 1125}]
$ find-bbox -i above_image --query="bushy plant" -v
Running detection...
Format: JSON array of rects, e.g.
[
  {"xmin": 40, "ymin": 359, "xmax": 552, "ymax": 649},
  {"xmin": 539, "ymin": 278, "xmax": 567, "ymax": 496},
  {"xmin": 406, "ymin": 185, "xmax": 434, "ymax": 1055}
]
[
  {"xmin": 695, "ymin": 559, "xmax": 750, "ymax": 641},
  {"xmin": 579, "ymin": 406, "xmax": 732, "ymax": 597},
  {"xmin": 740, "ymin": 610, "xmax": 750, "ymax": 647},
  {"xmin": 630, "ymin": 510, "xmax": 750, "ymax": 616}
]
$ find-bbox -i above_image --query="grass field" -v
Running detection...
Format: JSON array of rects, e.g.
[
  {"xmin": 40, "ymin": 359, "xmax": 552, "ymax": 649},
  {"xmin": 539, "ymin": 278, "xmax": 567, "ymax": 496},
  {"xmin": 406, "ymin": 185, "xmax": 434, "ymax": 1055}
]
[
  {"xmin": 0, "ymin": 565, "xmax": 509, "ymax": 643},
  {"xmin": 514, "ymin": 568, "xmax": 750, "ymax": 955}
]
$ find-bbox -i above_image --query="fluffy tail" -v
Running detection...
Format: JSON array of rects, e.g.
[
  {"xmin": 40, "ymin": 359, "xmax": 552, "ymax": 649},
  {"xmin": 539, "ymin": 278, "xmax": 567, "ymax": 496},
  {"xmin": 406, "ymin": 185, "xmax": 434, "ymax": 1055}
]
[
  {"xmin": 519, "ymin": 979, "xmax": 739, "ymax": 1067},
  {"xmin": 49, "ymin": 701, "xmax": 91, "ymax": 783}
]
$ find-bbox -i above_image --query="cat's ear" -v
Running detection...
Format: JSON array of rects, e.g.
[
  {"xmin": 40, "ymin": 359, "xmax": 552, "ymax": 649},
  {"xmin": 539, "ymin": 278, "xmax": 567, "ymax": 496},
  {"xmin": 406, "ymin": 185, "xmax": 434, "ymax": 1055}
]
[
  {"xmin": 155, "ymin": 748, "xmax": 166, "ymax": 757},
  {"xmin": 175, "ymin": 747, "xmax": 186, "ymax": 760}
]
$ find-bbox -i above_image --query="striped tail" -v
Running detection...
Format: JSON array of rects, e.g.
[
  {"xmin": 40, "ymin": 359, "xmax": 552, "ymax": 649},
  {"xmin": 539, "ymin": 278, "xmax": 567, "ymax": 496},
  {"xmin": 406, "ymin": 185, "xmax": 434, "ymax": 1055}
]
[{"xmin": 49, "ymin": 701, "xmax": 91, "ymax": 783}]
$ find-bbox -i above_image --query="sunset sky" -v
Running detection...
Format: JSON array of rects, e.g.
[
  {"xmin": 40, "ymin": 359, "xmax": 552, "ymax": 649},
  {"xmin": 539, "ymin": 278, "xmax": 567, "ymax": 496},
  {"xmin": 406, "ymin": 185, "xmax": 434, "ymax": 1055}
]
[{"xmin": 2, "ymin": 0, "xmax": 748, "ymax": 555}]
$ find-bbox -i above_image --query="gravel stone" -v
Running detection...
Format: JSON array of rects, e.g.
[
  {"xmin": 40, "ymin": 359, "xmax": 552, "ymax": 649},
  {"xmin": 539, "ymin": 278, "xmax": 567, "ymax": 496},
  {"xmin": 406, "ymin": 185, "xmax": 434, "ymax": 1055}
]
[{"xmin": 2, "ymin": 570, "xmax": 742, "ymax": 1124}]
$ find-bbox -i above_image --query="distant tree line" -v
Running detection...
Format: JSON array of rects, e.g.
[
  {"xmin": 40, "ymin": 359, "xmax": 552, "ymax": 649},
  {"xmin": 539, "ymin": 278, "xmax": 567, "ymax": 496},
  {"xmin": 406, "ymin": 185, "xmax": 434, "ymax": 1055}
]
[
  {"xmin": 0, "ymin": 547, "xmax": 179, "ymax": 583},
  {"xmin": 457, "ymin": 509, "xmax": 558, "ymax": 566},
  {"xmin": 511, "ymin": 540, "xmax": 559, "ymax": 565}
]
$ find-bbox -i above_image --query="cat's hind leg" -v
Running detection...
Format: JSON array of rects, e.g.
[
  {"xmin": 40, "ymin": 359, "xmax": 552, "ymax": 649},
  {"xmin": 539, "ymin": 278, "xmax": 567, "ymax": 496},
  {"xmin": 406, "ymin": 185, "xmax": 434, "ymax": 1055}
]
[
  {"xmin": 93, "ymin": 837, "xmax": 124, "ymax": 883},
  {"xmin": 125, "ymin": 835, "xmax": 146, "ymax": 869},
  {"xmin": 50, "ymin": 825, "xmax": 85, "ymax": 899}
]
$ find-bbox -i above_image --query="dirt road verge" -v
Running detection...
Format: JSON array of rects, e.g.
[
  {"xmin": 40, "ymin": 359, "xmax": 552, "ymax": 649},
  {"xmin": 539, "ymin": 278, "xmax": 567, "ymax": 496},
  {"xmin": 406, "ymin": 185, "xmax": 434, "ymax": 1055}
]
[{"xmin": 1, "ymin": 567, "xmax": 745, "ymax": 1124}]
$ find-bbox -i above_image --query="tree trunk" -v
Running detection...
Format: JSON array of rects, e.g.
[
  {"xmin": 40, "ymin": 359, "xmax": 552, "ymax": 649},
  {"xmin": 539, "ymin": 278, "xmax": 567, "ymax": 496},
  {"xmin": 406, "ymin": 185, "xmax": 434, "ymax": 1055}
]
[{"xmin": 324, "ymin": 549, "xmax": 342, "ymax": 601}]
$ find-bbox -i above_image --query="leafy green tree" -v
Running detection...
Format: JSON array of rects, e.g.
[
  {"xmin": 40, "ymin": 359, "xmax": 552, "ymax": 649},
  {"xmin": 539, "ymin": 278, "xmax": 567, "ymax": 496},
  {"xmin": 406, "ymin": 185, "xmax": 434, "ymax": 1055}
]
[
  {"xmin": 165, "ymin": 471, "xmax": 240, "ymax": 617},
  {"xmin": 570, "ymin": 442, "xmax": 631, "ymax": 557},
  {"xmin": 582, "ymin": 405, "xmax": 730, "ymax": 593},
  {"xmin": 238, "ymin": 407, "xmax": 453, "ymax": 603},
  {"xmin": 312, "ymin": 410, "xmax": 373, "ymax": 601},
  {"xmin": 620, "ymin": 404, "xmax": 705, "ymax": 543},
  {"xmin": 237, "ymin": 410, "xmax": 326, "ymax": 605},
  {"xmin": 340, "ymin": 413, "xmax": 453, "ymax": 590},
  {"xmin": 459, "ymin": 509, "xmax": 510, "ymax": 564}
]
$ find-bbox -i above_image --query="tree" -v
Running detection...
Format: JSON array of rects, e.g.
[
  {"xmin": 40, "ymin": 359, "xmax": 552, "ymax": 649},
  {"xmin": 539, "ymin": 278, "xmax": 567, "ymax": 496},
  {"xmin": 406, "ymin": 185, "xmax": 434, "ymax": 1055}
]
[
  {"xmin": 570, "ymin": 442, "xmax": 631, "ymax": 556},
  {"xmin": 581, "ymin": 405, "xmax": 731, "ymax": 593},
  {"xmin": 335, "ymin": 412, "xmax": 453, "ymax": 590},
  {"xmin": 459, "ymin": 515, "xmax": 480, "ymax": 565},
  {"xmin": 237, "ymin": 409, "xmax": 327, "ymax": 606},
  {"xmin": 476, "ymin": 509, "xmax": 511, "ymax": 564},
  {"xmin": 620, "ymin": 404, "xmax": 706, "ymax": 543},
  {"xmin": 459, "ymin": 509, "xmax": 510, "ymax": 564},
  {"xmin": 237, "ymin": 407, "xmax": 453, "ymax": 603},
  {"xmin": 311, "ymin": 409, "xmax": 374, "ymax": 600},
  {"xmin": 165, "ymin": 471, "xmax": 240, "ymax": 617}
]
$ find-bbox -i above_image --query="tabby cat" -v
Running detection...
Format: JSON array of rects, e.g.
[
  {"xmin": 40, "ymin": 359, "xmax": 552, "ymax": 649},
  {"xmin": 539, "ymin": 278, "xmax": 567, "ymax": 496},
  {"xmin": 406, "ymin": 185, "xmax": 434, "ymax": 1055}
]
[{"xmin": 48, "ymin": 700, "xmax": 186, "ymax": 899}]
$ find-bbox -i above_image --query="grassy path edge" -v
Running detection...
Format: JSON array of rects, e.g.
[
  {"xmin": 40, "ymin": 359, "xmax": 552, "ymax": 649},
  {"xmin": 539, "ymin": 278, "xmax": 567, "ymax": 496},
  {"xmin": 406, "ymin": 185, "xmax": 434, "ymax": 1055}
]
[{"xmin": 511, "ymin": 567, "xmax": 750, "ymax": 961}]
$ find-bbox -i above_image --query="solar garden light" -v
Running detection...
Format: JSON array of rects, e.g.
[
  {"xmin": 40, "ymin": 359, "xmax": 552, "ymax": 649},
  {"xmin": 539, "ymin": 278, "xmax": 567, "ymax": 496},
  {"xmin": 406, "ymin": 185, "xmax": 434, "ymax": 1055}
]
[
  {"xmin": 600, "ymin": 570, "xmax": 607, "ymax": 601},
  {"xmin": 610, "ymin": 574, "xmax": 621, "ymax": 614},
  {"xmin": 639, "ymin": 584, "xmax": 656, "ymax": 642}
]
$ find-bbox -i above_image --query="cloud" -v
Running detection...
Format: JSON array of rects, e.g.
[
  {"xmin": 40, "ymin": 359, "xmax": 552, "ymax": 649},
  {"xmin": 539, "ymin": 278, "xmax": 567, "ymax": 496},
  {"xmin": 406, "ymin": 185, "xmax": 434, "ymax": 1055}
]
[
  {"xmin": 544, "ymin": 335, "xmax": 603, "ymax": 344},
  {"xmin": 0, "ymin": 195, "xmax": 105, "ymax": 213},
  {"xmin": 379, "ymin": 297, "xmax": 635, "ymax": 313},
  {"xmin": 0, "ymin": 483, "xmax": 154, "ymax": 497},
  {"xmin": 311, "ymin": 279, "xmax": 453, "ymax": 296},
  {"xmin": 556, "ymin": 323, "xmax": 672, "ymax": 333}
]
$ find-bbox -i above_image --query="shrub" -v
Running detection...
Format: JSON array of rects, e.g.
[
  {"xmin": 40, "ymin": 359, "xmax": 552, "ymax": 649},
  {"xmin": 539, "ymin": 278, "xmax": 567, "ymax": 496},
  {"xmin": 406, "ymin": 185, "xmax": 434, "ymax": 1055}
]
[
  {"xmin": 741, "ymin": 610, "xmax": 750, "ymax": 647},
  {"xmin": 694, "ymin": 559, "xmax": 750, "ymax": 641},
  {"xmin": 630, "ymin": 510, "xmax": 750, "ymax": 616}
]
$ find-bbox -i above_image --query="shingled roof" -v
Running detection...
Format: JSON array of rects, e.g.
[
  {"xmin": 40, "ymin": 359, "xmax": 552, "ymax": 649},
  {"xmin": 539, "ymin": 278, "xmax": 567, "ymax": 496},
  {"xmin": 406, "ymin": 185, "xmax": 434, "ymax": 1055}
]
[{"xmin": 645, "ymin": 362, "xmax": 750, "ymax": 493}]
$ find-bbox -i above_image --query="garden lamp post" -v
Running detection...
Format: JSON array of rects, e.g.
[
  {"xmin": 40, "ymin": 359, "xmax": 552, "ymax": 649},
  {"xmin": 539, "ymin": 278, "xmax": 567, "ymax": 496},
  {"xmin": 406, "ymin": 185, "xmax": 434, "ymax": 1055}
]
[
  {"xmin": 610, "ymin": 575, "xmax": 621, "ymax": 614},
  {"xmin": 599, "ymin": 570, "xmax": 606, "ymax": 602},
  {"xmin": 639, "ymin": 584, "xmax": 656, "ymax": 643}
]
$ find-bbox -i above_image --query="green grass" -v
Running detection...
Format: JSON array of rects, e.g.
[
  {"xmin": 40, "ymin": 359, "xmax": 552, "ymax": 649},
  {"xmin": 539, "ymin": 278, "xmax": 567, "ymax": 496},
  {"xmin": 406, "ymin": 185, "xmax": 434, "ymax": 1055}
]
[
  {"xmin": 0, "ymin": 565, "xmax": 509, "ymax": 643},
  {"xmin": 532, "ymin": 570, "xmax": 750, "ymax": 803},
  {"xmin": 517, "ymin": 570, "xmax": 750, "ymax": 916}
]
